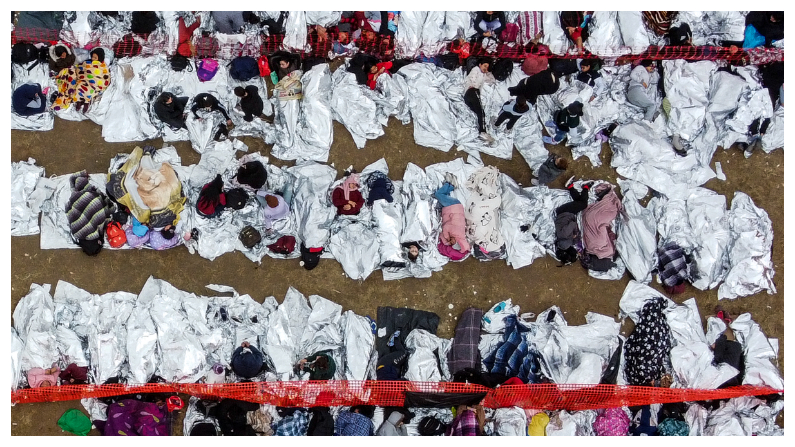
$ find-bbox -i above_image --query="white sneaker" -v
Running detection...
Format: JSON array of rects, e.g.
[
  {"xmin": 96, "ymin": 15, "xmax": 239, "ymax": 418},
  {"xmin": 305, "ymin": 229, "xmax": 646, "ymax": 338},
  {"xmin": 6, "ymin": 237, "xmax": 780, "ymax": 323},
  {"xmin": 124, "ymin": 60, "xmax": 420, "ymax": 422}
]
[
  {"xmin": 565, "ymin": 176, "xmax": 576, "ymax": 188},
  {"xmin": 444, "ymin": 172, "xmax": 459, "ymax": 189},
  {"xmin": 480, "ymin": 132, "xmax": 495, "ymax": 144},
  {"xmin": 530, "ymin": 179, "xmax": 539, "ymax": 186}
]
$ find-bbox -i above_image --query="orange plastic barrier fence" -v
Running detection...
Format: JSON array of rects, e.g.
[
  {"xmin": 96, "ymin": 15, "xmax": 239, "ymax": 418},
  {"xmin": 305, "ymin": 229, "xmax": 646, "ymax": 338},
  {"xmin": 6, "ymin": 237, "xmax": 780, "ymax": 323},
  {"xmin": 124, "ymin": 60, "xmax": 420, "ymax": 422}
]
[{"xmin": 11, "ymin": 381, "xmax": 782, "ymax": 410}]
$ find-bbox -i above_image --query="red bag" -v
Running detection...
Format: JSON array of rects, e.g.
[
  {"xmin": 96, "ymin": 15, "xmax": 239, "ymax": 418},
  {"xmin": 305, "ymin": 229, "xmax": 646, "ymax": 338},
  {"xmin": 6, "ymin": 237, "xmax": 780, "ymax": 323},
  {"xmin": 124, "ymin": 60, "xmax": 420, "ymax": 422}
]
[
  {"xmin": 501, "ymin": 23, "xmax": 520, "ymax": 43},
  {"xmin": 106, "ymin": 221, "xmax": 127, "ymax": 248},
  {"xmin": 258, "ymin": 55, "xmax": 271, "ymax": 77},
  {"xmin": 267, "ymin": 235, "xmax": 296, "ymax": 255}
]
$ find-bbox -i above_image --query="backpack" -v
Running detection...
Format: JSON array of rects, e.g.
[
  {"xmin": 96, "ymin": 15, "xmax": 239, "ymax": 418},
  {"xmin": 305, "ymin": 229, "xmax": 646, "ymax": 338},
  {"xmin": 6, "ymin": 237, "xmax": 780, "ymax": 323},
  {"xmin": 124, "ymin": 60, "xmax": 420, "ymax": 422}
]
[
  {"xmin": 257, "ymin": 55, "xmax": 271, "ymax": 77},
  {"xmin": 112, "ymin": 34, "xmax": 142, "ymax": 58},
  {"xmin": 225, "ymin": 188, "xmax": 249, "ymax": 210},
  {"xmin": 492, "ymin": 58, "xmax": 513, "ymax": 82},
  {"xmin": 11, "ymin": 43, "xmax": 39, "ymax": 64},
  {"xmin": 500, "ymin": 23, "xmax": 520, "ymax": 43},
  {"xmin": 106, "ymin": 221, "xmax": 127, "ymax": 248},
  {"xmin": 439, "ymin": 53, "xmax": 461, "ymax": 71},
  {"xmin": 229, "ymin": 56, "xmax": 259, "ymax": 81},
  {"xmin": 239, "ymin": 225, "xmax": 262, "ymax": 249},
  {"xmin": 194, "ymin": 35, "xmax": 219, "ymax": 58},
  {"xmin": 196, "ymin": 58, "xmax": 219, "ymax": 82},
  {"xmin": 580, "ymin": 253, "xmax": 615, "ymax": 272},
  {"xmin": 267, "ymin": 235, "xmax": 296, "ymax": 255}
]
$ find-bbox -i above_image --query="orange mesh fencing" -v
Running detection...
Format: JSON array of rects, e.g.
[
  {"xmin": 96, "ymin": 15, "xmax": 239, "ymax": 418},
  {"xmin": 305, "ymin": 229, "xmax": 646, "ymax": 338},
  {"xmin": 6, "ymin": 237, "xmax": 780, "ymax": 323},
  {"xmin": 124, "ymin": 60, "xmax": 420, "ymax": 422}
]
[{"xmin": 11, "ymin": 381, "xmax": 782, "ymax": 410}]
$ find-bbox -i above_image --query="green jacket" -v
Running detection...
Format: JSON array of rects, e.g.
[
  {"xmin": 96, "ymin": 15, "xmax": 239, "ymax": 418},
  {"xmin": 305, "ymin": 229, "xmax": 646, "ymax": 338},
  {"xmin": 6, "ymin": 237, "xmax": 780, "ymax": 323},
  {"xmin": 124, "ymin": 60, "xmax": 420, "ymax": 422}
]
[{"xmin": 305, "ymin": 351, "xmax": 336, "ymax": 380}]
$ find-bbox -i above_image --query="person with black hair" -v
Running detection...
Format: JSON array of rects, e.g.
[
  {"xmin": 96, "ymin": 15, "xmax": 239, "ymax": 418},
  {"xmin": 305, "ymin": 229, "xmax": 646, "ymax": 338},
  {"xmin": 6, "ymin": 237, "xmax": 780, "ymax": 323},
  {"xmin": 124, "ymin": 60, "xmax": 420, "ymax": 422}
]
[
  {"xmin": 233, "ymin": 85, "xmax": 264, "ymax": 122},
  {"xmin": 191, "ymin": 92, "xmax": 232, "ymax": 127},
  {"xmin": 463, "ymin": 57, "xmax": 496, "ymax": 142},
  {"xmin": 474, "ymin": 11, "xmax": 506, "ymax": 41},
  {"xmin": 48, "ymin": 44, "xmax": 76, "ymax": 73},
  {"xmin": 335, "ymin": 405, "xmax": 376, "ymax": 436},
  {"xmin": 543, "ymin": 101, "xmax": 584, "ymax": 145},
  {"xmin": 12, "ymin": 83, "xmax": 46, "ymax": 116},
  {"xmin": 626, "ymin": 60, "xmax": 659, "ymax": 121},
  {"xmin": 560, "ymin": 11, "xmax": 593, "ymax": 55},
  {"xmin": 131, "ymin": 11, "xmax": 160, "ymax": 35},
  {"xmin": 508, "ymin": 68, "xmax": 559, "ymax": 105},
  {"xmin": 402, "ymin": 242, "xmax": 422, "ymax": 263},
  {"xmin": 235, "ymin": 161, "xmax": 268, "ymax": 189},
  {"xmin": 494, "ymin": 95, "xmax": 530, "ymax": 131},
  {"xmin": 296, "ymin": 351, "xmax": 336, "ymax": 380},
  {"xmin": 551, "ymin": 178, "xmax": 592, "ymax": 266},
  {"xmin": 154, "ymin": 92, "xmax": 189, "ymax": 130}
]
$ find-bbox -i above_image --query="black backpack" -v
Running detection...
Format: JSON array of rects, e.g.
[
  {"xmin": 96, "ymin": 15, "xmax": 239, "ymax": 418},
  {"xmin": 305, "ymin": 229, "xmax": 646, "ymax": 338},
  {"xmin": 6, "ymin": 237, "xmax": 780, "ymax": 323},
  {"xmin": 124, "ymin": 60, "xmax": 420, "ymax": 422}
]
[
  {"xmin": 492, "ymin": 58, "xmax": 513, "ymax": 82},
  {"xmin": 170, "ymin": 54, "xmax": 191, "ymax": 72},
  {"xmin": 439, "ymin": 53, "xmax": 461, "ymax": 71},
  {"xmin": 229, "ymin": 56, "xmax": 259, "ymax": 81},
  {"xmin": 11, "ymin": 43, "xmax": 39, "ymax": 64}
]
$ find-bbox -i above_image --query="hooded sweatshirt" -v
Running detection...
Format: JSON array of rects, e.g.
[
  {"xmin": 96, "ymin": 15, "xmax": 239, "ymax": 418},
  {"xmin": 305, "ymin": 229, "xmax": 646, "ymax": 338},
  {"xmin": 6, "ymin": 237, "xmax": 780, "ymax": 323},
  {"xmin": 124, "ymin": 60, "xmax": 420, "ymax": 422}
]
[
  {"xmin": 440, "ymin": 203, "xmax": 471, "ymax": 254},
  {"xmin": 377, "ymin": 411, "xmax": 407, "ymax": 436}
]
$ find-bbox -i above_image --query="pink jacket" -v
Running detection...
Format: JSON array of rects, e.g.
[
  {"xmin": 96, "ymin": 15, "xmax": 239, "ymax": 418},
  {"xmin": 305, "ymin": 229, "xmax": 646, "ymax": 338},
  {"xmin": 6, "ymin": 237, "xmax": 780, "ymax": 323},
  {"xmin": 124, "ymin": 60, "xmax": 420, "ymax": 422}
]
[
  {"xmin": 27, "ymin": 366, "xmax": 60, "ymax": 388},
  {"xmin": 440, "ymin": 204, "xmax": 470, "ymax": 254},
  {"xmin": 582, "ymin": 190, "xmax": 623, "ymax": 259}
]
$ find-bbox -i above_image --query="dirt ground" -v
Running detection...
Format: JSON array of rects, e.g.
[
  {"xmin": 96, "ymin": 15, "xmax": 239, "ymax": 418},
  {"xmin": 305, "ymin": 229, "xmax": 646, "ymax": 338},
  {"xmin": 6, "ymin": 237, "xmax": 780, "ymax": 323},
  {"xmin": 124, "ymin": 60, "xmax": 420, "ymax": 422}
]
[{"xmin": 10, "ymin": 108, "xmax": 784, "ymax": 435}]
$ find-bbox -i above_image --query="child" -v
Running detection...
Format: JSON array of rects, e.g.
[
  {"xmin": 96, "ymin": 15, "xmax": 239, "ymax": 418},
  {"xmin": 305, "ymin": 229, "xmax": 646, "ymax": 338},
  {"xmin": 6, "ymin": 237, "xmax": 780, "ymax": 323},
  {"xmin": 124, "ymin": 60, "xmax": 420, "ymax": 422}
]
[
  {"xmin": 494, "ymin": 95, "xmax": 530, "ymax": 130},
  {"xmin": 532, "ymin": 154, "xmax": 569, "ymax": 186},
  {"xmin": 626, "ymin": 60, "xmax": 659, "ymax": 121},
  {"xmin": 463, "ymin": 58, "xmax": 496, "ymax": 142},
  {"xmin": 366, "ymin": 61, "xmax": 393, "ymax": 90},
  {"xmin": 543, "ymin": 101, "xmax": 584, "ymax": 145}
]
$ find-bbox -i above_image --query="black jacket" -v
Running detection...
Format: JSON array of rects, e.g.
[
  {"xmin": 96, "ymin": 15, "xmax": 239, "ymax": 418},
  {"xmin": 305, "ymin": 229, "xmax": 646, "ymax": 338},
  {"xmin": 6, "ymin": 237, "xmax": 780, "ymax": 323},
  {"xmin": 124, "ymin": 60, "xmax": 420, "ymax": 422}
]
[
  {"xmin": 508, "ymin": 69, "xmax": 560, "ymax": 105},
  {"xmin": 239, "ymin": 85, "xmax": 264, "ymax": 121},
  {"xmin": 554, "ymin": 108, "xmax": 581, "ymax": 132},
  {"xmin": 474, "ymin": 11, "xmax": 506, "ymax": 37},
  {"xmin": 191, "ymin": 93, "xmax": 230, "ymax": 121},
  {"xmin": 153, "ymin": 93, "xmax": 188, "ymax": 129}
]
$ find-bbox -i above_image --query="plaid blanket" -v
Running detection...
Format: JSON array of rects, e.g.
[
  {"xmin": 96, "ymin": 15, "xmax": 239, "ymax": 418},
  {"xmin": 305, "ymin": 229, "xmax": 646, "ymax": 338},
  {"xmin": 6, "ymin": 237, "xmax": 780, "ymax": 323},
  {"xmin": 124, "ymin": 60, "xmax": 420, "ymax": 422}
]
[
  {"xmin": 448, "ymin": 308, "xmax": 483, "ymax": 375},
  {"xmin": 657, "ymin": 242, "xmax": 688, "ymax": 287}
]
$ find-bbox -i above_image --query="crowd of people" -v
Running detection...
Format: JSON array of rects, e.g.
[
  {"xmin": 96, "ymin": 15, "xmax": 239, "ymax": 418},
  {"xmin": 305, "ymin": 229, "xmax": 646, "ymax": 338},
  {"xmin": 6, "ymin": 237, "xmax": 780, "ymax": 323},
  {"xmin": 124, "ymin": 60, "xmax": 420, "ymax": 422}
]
[{"xmin": 10, "ymin": 10, "xmax": 785, "ymax": 437}]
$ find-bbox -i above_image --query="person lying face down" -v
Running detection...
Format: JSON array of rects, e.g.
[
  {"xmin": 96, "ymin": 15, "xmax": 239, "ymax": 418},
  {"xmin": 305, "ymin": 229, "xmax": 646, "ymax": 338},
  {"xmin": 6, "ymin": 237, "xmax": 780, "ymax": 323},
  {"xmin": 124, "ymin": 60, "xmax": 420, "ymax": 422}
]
[{"xmin": 331, "ymin": 172, "xmax": 365, "ymax": 215}]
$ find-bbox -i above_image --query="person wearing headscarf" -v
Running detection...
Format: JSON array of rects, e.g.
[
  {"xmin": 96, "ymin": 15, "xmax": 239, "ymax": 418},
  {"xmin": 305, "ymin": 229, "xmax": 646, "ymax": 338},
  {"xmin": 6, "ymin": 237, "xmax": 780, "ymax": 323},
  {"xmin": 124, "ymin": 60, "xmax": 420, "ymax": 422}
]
[{"xmin": 332, "ymin": 172, "xmax": 364, "ymax": 216}]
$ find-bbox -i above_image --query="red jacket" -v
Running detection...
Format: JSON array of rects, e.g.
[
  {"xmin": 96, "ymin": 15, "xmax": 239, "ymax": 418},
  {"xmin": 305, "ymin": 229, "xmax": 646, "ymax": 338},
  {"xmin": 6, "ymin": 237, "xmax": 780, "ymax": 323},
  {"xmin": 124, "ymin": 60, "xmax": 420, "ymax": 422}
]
[
  {"xmin": 367, "ymin": 62, "xmax": 393, "ymax": 90},
  {"xmin": 332, "ymin": 187, "xmax": 365, "ymax": 215},
  {"xmin": 177, "ymin": 17, "xmax": 201, "ymax": 57}
]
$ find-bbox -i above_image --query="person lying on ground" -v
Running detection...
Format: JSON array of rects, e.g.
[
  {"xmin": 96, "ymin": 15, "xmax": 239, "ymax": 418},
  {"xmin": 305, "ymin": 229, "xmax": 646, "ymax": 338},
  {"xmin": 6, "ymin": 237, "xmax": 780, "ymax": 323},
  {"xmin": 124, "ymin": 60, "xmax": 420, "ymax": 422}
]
[
  {"xmin": 52, "ymin": 48, "xmax": 111, "ymax": 114},
  {"xmin": 463, "ymin": 57, "xmax": 496, "ymax": 143},
  {"xmin": 27, "ymin": 363, "xmax": 60, "ymax": 388},
  {"xmin": 435, "ymin": 173, "xmax": 471, "ymax": 259},
  {"xmin": 176, "ymin": 14, "xmax": 201, "ymax": 57},
  {"xmin": 154, "ymin": 92, "xmax": 189, "ymax": 130},
  {"xmin": 149, "ymin": 224, "xmax": 181, "ymax": 250},
  {"xmin": 191, "ymin": 92, "xmax": 232, "ymax": 127},
  {"xmin": 365, "ymin": 171, "xmax": 394, "ymax": 206},
  {"xmin": 233, "ymin": 85, "xmax": 264, "ymax": 122},
  {"xmin": 377, "ymin": 411, "xmax": 408, "ymax": 436},
  {"xmin": 543, "ymin": 101, "xmax": 584, "ymax": 145},
  {"xmin": 402, "ymin": 242, "xmax": 422, "ymax": 263},
  {"xmin": 626, "ymin": 60, "xmax": 659, "ymax": 122},
  {"xmin": 657, "ymin": 240, "xmax": 692, "ymax": 294},
  {"xmin": 231, "ymin": 341, "xmax": 264, "ymax": 380},
  {"xmin": 366, "ymin": 60, "xmax": 393, "ymax": 90},
  {"xmin": 712, "ymin": 306, "xmax": 745, "ymax": 388},
  {"xmin": 508, "ymin": 68, "xmax": 559, "ymax": 105},
  {"xmin": 256, "ymin": 191, "xmax": 289, "ymax": 234},
  {"xmin": 66, "ymin": 170, "xmax": 111, "ymax": 256},
  {"xmin": 59, "ymin": 363, "xmax": 89, "ymax": 385},
  {"xmin": 332, "ymin": 172, "xmax": 365, "ymax": 216},
  {"xmin": 12, "ymin": 83, "xmax": 47, "ymax": 116},
  {"xmin": 494, "ymin": 95, "xmax": 529, "ymax": 131},
  {"xmin": 295, "ymin": 350, "xmax": 336, "ymax": 380},
  {"xmin": 549, "ymin": 178, "xmax": 592, "ymax": 265}
]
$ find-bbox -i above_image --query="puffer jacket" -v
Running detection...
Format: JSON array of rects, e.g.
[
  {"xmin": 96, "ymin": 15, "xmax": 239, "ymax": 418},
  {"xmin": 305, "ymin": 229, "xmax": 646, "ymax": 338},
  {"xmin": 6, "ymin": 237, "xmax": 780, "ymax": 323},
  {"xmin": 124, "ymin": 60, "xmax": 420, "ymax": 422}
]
[{"xmin": 440, "ymin": 203, "xmax": 470, "ymax": 253}]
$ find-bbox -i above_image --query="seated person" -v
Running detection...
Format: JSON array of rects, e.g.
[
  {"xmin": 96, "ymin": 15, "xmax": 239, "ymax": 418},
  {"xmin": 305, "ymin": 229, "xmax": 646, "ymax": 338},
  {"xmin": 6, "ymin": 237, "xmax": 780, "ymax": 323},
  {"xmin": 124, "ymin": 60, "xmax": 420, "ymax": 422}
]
[
  {"xmin": 723, "ymin": 12, "xmax": 784, "ymax": 49},
  {"xmin": 48, "ymin": 44, "xmax": 76, "ymax": 73},
  {"xmin": 296, "ymin": 350, "xmax": 336, "ymax": 380},
  {"xmin": 446, "ymin": 405, "xmax": 485, "ymax": 436},
  {"xmin": 28, "ymin": 363, "xmax": 60, "ymax": 388},
  {"xmin": 235, "ymin": 160, "xmax": 268, "ymax": 189},
  {"xmin": 59, "ymin": 363, "xmax": 89, "ymax": 385},
  {"xmin": 550, "ymin": 178, "xmax": 591, "ymax": 265},
  {"xmin": 560, "ymin": 11, "xmax": 593, "ymax": 55},
  {"xmin": 176, "ymin": 15, "xmax": 201, "ymax": 57},
  {"xmin": 12, "ymin": 83, "xmax": 47, "ymax": 116},
  {"xmin": 211, "ymin": 11, "xmax": 248, "ymax": 34},
  {"xmin": 474, "ymin": 11, "xmax": 506, "ymax": 41},
  {"xmin": 377, "ymin": 411, "xmax": 408, "ymax": 436},
  {"xmin": 335, "ymin": 406, "xmax": 375, "ymax": 436},
  {"xmin": 435, "ymin": 173, "xmax": 471, "ymax": 259},
  {"xmin": 66, "ymin": 170, "xmax": 111, "ymax": 256},
  {"xmin": 494, "ymin": 95, "xmax": 530, "ymax": 131},
  {"xmin": 52, "ymin": 48, "xmax": 111, "ymax": 114},
  {"xmin": 191, "ymin": 92, "xmax": 232, "ymax": 127},
  {"xmin": 154, "ymin": 92, "xmax": 189, "ymax": 130},
  {"xmin": 332, "ymin": 172, "xmax": 364, "ymax": 216},
  {"xmin": 626, "ymin": 60, "xmax": 659, "ymax": 122},
  {"xmin": 365, "ymin": 60, "xmax": 393, "ymax": 90},
  {"xmin": 149, "ymin": 224, "xmax": 181, "ymax": 250},
  {"xmin": 256, "ymin": 191, "xmax": 289, "ymax": 234},
  {"xmin": 233, "ymin": 85, "xmax": 264, "ymax": 122},
  {"xmin": 543, "ymin": 101, "xmax": 584, "ymax": 145},
  {"xmin": 230, "ymin": 341, "xmax": 264, "ymax": 379},
  {"xmin": 365, "ymin": 171, "xmax": 394, "ymax": 206},
  {"xmin": 197, "ymin": 174, "xmax": 227, "ymax": 218},
  {"xmin": 508, "ymin": 68, "xmax": 559, "ymax": 105},
  {"xmin": 668, "ymin": 23, "xmax": 692, "ymax": 46},
  {"xmin": 270, "ymin": 51, "xmax": 301, "ymax": 82},
  {"xmin": 549, "ymin": 58, "xmax": 605, "ymax": 98}
]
